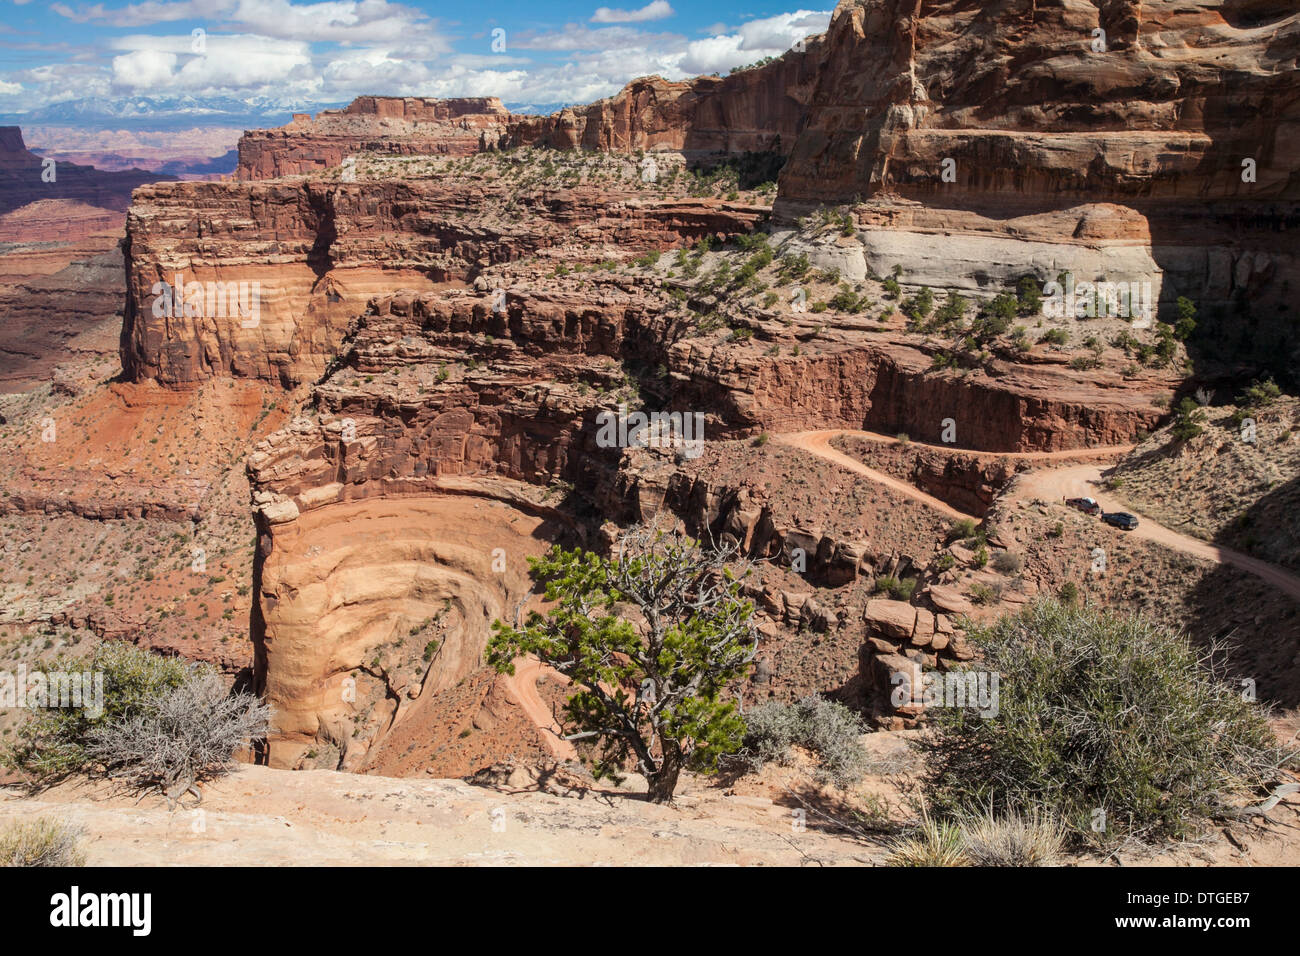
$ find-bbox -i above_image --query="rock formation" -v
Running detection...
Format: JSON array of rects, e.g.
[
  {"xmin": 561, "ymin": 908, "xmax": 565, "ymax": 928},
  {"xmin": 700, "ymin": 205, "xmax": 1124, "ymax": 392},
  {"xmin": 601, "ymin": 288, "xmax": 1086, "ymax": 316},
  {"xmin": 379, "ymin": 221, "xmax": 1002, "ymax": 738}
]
[
  {"xmin": 236, "ymin": 97, "xmax": 517, "ymax": 180},
  {"xmin": 63, "ymin": 0, "xmax": 1300, "ymax": 770},
  {"xmin": 775, "ymin": 0, "xmax": 1300, "ymax": 376},
  {"xmin": 501, "ymin": 54, "xmax": 822, "ymax": 159}
]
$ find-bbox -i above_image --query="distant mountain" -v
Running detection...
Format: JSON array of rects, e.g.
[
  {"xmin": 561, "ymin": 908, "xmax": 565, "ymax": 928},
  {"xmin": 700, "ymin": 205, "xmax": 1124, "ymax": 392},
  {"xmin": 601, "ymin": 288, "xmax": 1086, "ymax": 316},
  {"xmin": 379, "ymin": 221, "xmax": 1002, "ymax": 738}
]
[
  {"xmin": 1, "ymin": 95, "xmax": 577, "ymax": 129},
  {"xmin": 0, "ymin": 95, "xmax": 350, "ymax": 131},
  {"xmin": 0, "ymin": 126, "xmax": 174, "ymax": 216},
  {"xmin": 504, "ymin": 102, "xmax": 570, "ymax": 116}
]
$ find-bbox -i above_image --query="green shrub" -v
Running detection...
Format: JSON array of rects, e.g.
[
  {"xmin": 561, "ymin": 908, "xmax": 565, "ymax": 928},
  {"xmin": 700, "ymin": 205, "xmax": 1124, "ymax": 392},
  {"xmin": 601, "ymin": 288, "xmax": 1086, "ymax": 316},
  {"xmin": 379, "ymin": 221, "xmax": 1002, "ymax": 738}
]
[
  {"xmin": 4, "ymin": 643, "xmax": 191, "ymax": 782},
  {"xmin": 1016, "ymin": 276, "xmax": 1042, "ymax": 316},
  {"xmin": 743, "ymin": 696, "xmax": 869, "ymax": 787},
  {"xmin": 1170, "ymin": 396, "xmax": 1206, "ymax": 441},
  {"xmin": 921, "ymin": 599, "xmax": 1288, "ymax": 844},
  {"xmin": 874, "ymin": 575, "xmax": 918, "ymax": 601},
  {"xmin": 947, "ymin": 518, "xmax": 978, "ymax": 542}
]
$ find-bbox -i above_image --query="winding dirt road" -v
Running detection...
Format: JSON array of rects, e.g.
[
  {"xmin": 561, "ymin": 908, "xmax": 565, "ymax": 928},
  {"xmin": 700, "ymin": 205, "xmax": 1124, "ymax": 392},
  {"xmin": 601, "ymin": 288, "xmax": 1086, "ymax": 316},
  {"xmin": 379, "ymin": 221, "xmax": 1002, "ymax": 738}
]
[
  {"xmin": 1014, "ymin": 464, "xmax": 1300, "ymax": 603},
  {"xmin": 775, "ymin": 429, "xmax": 1300, "ymax": 603},
  {"xmin": 773, "ymin": 430, "xmax": 976, "ymax": 520},
  {"xmin": 503, "ymin": 657, "xmax": 578, "ymax": 761}
]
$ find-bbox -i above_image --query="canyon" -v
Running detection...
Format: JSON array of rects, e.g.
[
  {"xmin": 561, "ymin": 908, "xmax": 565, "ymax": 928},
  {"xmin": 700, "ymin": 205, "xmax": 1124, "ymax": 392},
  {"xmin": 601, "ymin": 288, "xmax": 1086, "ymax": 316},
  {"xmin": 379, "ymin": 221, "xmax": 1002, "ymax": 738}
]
[{"xmin": 1, "ymin": 0, "xmax": 1298, "ymax": 847}]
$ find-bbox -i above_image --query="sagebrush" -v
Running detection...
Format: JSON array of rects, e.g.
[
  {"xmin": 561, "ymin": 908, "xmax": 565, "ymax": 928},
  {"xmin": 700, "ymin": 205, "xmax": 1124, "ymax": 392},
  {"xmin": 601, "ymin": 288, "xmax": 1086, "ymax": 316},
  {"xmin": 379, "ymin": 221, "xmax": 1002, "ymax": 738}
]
[
  {"xmin": 921, "ymin": 598, "xmax": 1289, "ymax": 844},
  {"xmin": 88, "ymin": 671, "xmax": 269, "ymax": 806},
  {"xmin": 743, "ymin": 695, "xmax": 869, "ymax": 787}
]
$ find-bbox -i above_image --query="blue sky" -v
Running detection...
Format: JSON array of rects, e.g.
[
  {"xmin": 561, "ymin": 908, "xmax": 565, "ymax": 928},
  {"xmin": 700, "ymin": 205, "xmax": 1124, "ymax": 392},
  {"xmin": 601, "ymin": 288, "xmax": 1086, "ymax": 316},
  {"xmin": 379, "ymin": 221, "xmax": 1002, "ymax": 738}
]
[{"xmin": 0, "ymin": 0, "xmax": 831, "ymax": 122}]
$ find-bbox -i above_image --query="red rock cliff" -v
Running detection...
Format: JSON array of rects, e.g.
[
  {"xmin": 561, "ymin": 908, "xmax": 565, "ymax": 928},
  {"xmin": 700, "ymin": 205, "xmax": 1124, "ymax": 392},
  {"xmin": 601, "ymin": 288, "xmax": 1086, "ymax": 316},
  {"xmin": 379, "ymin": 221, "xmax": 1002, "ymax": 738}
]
[{"xmin": 236, "ymin": 97, "xmax": 516, "ymax": 179}]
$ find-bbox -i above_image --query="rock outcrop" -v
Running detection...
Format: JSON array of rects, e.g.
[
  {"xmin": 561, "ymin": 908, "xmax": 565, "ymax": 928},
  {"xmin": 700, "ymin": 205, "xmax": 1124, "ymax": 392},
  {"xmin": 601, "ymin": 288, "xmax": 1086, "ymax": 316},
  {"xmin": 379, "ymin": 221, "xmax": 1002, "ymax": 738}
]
[
  {"xmin": 90, "ymin": 0, "xmax": 1300, "ymax": 776},
  {"xmin": 776, "ymin": 0, "xmax": 1300, "ymax": 376},
  {"xmin": 236, "ymin": 97, "xmax": 516, "ymax": 179},
  {"xmin": 121, "ymin": 174, "xmax": 765, "ymax": 387},
  {"xmin": 502, "ymin": 56, "xmax": 822, "ymax": 159}
]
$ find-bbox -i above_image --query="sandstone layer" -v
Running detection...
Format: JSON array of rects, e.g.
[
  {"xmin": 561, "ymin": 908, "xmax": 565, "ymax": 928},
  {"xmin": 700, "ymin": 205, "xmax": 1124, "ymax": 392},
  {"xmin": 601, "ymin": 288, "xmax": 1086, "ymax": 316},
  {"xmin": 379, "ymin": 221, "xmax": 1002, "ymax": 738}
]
[
  {"xmin": 121, "ymin": 165, "xmax": 765, "ymax": 387},
  {"xmin": 775, "ymin": 0, "xmax": 1300, "ymax": 376},
  {"xmin": 236, "ymin": 97, "xmax": 516, "ymax": 180}
]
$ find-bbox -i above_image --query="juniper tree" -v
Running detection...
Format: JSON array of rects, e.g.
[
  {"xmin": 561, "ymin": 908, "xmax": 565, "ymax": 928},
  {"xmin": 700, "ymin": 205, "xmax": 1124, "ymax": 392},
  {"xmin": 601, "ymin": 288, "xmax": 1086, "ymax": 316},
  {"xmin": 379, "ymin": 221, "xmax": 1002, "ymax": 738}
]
[{"xmin": 487, "ymin": 525, "xmax": 759, "ymax": 802}]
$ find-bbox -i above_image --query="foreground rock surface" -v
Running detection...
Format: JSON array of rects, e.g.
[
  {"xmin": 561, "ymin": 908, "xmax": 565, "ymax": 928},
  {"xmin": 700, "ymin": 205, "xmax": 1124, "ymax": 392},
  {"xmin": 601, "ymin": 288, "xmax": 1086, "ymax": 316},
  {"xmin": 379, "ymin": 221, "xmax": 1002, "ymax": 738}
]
[
  {"xmin": 4, "ymin": 761, "xmax": 1297, "ymax": 867},
  {"xmin": 0, "ymin": 765, "xmax": 882, "ymax": 867}
]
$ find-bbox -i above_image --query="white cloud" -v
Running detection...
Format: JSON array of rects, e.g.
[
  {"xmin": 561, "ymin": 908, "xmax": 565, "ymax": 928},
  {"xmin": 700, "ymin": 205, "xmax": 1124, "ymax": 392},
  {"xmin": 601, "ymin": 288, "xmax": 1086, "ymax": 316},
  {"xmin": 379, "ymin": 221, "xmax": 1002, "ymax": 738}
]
[
  {"xmin": 109, "ymin": 35, "xmax": 313, "ymax": 91},
  {"xmin": 110, "ymin": 49, "xmax": 179, "ymax": 88},
  {"xmin": 53, "ymin": 1, "xmax": 234, "ymax": 25},
  {"xmin": 680, "ymin": 9, "xmax": 830, "ymax": 75},
  {"xmin": 591, "ymin": 1, "xmax": 674, "ymax": 24},
  {"xmin": 53, "ymin": 0, "xmax": 447, "ymax": 50},
  {"xmin": 13, "ymin": 4, "xmax": 836, "ymax": 121}
]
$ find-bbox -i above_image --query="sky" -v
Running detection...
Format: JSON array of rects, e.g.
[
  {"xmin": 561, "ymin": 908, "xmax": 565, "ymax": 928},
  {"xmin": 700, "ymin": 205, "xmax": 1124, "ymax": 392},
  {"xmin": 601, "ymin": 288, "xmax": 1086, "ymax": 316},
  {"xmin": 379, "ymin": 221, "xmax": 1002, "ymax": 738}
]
[{"xmin": 0, "ymin": 0, "xmax": 832, "ymax": 123}]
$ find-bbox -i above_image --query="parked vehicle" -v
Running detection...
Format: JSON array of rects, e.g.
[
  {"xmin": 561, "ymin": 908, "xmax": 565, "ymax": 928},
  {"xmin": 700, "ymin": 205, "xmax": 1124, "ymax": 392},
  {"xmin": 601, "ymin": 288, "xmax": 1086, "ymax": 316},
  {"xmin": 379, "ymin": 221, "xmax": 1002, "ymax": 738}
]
[
  {"xmin": 1065, "ymin": 496, "xmax": 1101, "ymax": 515},
  {"xmin": 1102, "ymin": 512, "xmax": 1139, "ymax": 531}
]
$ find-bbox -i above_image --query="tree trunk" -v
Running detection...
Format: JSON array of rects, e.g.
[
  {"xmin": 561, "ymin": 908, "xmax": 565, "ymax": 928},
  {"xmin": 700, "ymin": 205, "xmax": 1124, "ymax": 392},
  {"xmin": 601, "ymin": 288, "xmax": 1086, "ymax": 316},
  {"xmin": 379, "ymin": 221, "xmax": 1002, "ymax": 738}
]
[{"xmin": 646, "ymin": 745, "xmax": 683, "ymax": 803}]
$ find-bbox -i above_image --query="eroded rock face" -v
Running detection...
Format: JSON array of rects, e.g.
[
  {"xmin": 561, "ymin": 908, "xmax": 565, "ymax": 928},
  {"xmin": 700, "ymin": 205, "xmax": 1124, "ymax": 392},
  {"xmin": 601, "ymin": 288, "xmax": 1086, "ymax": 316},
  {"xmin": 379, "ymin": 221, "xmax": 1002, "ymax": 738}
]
[
  {"xmin": 502, "ymin": 59, "xmax": 822, "ymax": 158},
  {"xmin": 253, "ymin": 493, "xmax": 567, "ymax": 769},
  {"xmin": 236, "ymin": 97, "xmax": 516, "ymax": 180},
  {"xmin": 0, "ymin": 201, "xmax": 125, "ymax": 389},
  {"xmin": 776, "ymin": 0, "xmax": 1300, "ymax": 373},
  {"xmin": 101, "ymin": 0, "xmax": 1300, "ymax": 773},
  {"xmin": 120, "ymin": 176, "xmax": 764, "ymax": 386},
  {"xmin": 782, "ymin": 0, "xmax": 1299, "ymax": 205}
]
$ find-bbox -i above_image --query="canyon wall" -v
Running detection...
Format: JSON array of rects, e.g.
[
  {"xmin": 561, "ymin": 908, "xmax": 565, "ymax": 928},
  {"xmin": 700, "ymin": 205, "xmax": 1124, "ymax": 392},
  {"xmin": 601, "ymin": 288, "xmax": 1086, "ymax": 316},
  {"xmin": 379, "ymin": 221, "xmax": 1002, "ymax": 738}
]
[
  {"xmin": 120, "ymin": 177, "xmax": 763, "ymax": 386},
  {"xmin": 0, "ymin": 126, "xmax": 170, "ymax": 215},
  {"xmin": 101, "ymin": 0, "xmax": 1300, "ymax": 769},
  {"xmin": 501, "ymin": 49, "xmax": 824, "ymax": 158},
  {"xmin": 776, "ymin": 0, "xmax": 1300, "ymax": 373},
  {"xmin": 236, "ymin": 97, "xmax": 516, "ymax": 180}
]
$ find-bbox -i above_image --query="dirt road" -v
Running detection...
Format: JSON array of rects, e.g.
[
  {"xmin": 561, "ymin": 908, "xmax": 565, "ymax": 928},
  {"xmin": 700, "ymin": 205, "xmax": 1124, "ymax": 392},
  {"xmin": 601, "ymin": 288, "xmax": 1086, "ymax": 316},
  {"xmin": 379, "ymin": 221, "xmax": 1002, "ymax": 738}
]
[
  {"xmin": 776, "ymin": 429, "xmax": 1300, "ymax": 603},
  {"xmin": 773, "ymin": 430, "xmax": 976, "ymax": 520},
  {"xmin": 503, "ymin": 657, "xmax": 577, "ymax": 761},
  {"xmin": 1015, "ymin": 464, "xmax": 1300, "ymax": 602}
]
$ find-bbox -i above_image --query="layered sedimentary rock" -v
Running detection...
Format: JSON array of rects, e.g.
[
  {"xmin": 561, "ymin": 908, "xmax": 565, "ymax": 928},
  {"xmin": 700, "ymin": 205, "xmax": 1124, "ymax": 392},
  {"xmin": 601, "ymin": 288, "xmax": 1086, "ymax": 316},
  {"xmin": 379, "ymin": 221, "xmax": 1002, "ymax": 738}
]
[
  {"xmin": 253, "ymin": 492, "xmax": 565, "ymax": 769},
  {"xmin": 236, "ymin": 97, "xmax": 516, "ymax": 180},
  {"xmin": 0, "ymin": 199, "xmax": 128, "ymax": 388},
  {"xmin": 101, "ymin": 0, "xmax": 1300, "ymax": 772},
  {"xmin": 120, "ymin": 174, "xmax": 765, "ymax": 386},
  {"xmin": 502, "ymin": 53, "xmax": 822, "ymax": 158},
  {"xmin": 0, "ymin": 126, "xmax": 169, "ymax": 215},
  {"xmin": 776, "ymin": 0, "xmax": 1300, "ymax": 374}
]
